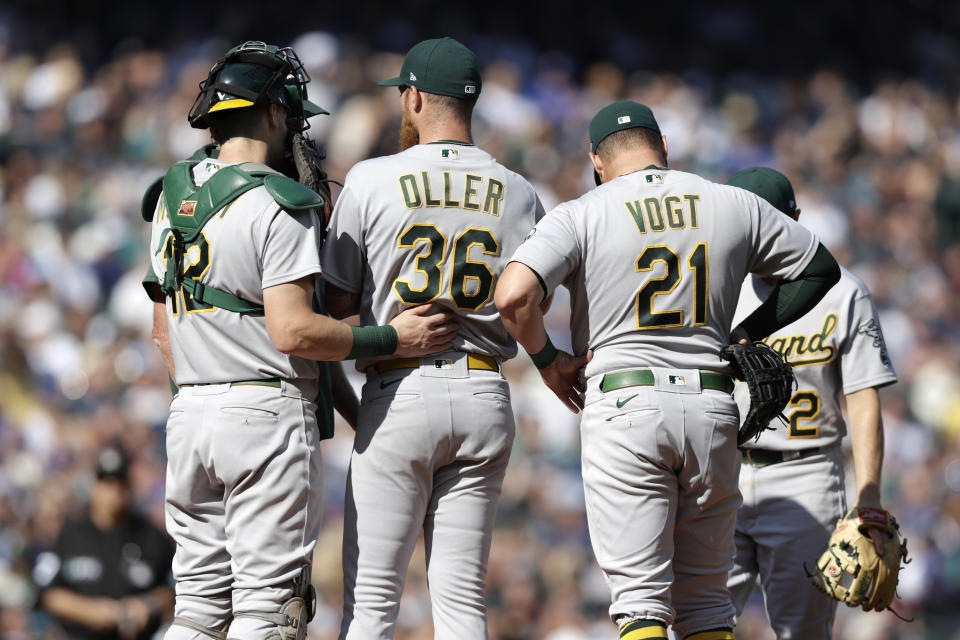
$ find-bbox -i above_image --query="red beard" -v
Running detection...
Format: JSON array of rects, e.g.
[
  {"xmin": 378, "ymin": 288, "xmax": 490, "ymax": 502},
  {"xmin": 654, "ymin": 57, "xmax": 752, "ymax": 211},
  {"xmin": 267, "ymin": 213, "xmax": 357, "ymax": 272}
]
[{"xmin": 400, "ymin": 112, "xmax": 419, "ymax": 151}]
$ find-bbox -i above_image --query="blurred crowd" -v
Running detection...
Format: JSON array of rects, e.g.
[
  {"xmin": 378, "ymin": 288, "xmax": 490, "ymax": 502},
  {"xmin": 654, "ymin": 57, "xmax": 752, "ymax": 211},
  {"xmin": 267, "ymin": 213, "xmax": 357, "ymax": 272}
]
[{"xmin": 1, "ymin": 25, "xmax": 960, "ymax": 640}]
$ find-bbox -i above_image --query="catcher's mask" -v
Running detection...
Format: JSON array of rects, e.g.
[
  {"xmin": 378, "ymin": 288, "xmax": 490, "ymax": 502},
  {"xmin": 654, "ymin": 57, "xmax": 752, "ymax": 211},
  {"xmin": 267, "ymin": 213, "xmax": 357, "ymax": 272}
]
[{"xmin": 189, "ymin": 41, "xmax": 327, "ymax": 132}]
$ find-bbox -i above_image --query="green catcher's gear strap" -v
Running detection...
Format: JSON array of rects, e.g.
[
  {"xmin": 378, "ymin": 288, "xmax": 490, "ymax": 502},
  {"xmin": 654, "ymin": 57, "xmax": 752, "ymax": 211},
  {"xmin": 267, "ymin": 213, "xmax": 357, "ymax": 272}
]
[{"xmin": 153, "ymin": 161, "xmax": 324, "ymax": 314}]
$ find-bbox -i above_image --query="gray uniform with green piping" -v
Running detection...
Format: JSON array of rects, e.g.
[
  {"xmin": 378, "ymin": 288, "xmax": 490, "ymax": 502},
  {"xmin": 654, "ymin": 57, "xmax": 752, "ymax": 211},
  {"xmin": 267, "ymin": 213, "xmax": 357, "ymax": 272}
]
[
  {"xmin": 723, "ymin": 166, "xmax": 897, "ymax": 640},
  {"xmin": 144, "ymin": 158, "xmax": 326, "ymax": 634},
  {"xmin": 319, "ymin": 36, "xmax": 545, "ymax": 640},
  {"xmin": 508, "ymin": 165, "xmax": 821, "ymax": 638}
]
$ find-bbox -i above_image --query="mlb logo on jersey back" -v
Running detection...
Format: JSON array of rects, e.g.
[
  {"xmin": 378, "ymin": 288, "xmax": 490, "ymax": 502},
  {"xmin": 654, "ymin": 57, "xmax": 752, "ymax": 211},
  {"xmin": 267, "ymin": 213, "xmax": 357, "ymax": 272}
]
[
  {"xmin": 645, "ymin": 174, "xmax": 663, "ymax": 184},
  {"xmin": 178, "ymin": 200, "xmax": 197, "ymax": 217},
  {"xmin": 441, "ymin": 149, "xmax": 459, "ymax": 159}
]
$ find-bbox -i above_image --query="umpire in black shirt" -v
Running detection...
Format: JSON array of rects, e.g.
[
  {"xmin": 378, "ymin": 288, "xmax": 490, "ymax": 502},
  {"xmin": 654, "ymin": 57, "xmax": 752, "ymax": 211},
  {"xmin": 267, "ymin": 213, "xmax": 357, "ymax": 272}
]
[{"xmin": 34, "ymin": 446, "xmax": 175, "ymax": 639}]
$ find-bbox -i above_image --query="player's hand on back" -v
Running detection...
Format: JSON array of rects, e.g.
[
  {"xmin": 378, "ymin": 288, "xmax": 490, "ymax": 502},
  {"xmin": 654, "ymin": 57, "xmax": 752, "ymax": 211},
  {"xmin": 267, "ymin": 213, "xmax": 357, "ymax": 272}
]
[
  {"xmin": 540, "ymin": 349, "xmax": 593, "ymax": 413},
  {"xmin": 390, "ymin": 304, "xmax": 460, "ymax": 356}
]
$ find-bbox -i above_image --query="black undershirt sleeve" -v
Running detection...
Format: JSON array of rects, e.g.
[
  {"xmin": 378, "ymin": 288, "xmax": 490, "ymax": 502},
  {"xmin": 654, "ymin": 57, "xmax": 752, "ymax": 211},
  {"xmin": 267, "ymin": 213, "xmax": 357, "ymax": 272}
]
[{"xmin": 738, "ymin": 243, "xmax": 841, "ymax": 341}]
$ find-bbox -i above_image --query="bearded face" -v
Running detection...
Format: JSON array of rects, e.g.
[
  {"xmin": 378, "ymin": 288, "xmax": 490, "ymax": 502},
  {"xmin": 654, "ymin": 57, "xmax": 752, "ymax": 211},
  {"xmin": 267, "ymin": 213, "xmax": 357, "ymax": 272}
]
[{"xmin": 399, "ymin": 89, "xmax": 419, "ymax": 151}]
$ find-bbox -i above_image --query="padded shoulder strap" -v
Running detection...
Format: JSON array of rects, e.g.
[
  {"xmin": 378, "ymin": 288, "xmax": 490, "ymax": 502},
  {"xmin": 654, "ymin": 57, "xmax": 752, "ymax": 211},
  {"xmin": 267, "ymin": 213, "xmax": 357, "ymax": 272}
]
[
  {"xmin": 141, "ymin": 176, "xmax": 164, "ymax": 221},
  {"xmin": 161, "ymin": 162, "xmax": 200, "ymax": 229},
  {"xmin": 263, "ymin": 174, "xmax": 325, "ymax": 210}
]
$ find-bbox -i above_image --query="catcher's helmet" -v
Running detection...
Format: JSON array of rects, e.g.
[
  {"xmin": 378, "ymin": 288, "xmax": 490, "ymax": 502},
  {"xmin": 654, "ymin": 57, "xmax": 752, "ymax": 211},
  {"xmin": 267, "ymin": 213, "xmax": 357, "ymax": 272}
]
[{"xmin": 188, "ymin": 41, "xmax": 327, "ymax": 132}]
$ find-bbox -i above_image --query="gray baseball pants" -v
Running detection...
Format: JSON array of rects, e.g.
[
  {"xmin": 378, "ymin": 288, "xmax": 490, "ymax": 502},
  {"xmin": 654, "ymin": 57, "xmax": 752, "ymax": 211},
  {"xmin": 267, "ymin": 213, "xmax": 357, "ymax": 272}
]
[
  {"xmin": 580, "ymin": 368, "xmax": 740, "ymax": 638},
  {"xmin": 339, "ymin": 352, "xmax": 514, "ymax": 640},
  {"xmin": 163, "ymin": 380, "xmax": 323, "ymax": 639},
  {"xmin": 728, "ymin": 445, "xmax": 845, "ymax": 639}
]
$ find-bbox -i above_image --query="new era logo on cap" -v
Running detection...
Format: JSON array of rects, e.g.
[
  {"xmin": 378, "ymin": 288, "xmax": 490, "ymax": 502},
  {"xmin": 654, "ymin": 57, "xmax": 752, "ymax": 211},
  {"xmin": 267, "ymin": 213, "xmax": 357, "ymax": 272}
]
[
  {"xmin": 617, "ymin": 115, "xmax": 632, "ymax": 124},
  {"xmin": 465, "ymin": 85, "xmax": 476, "ymax": 94},
  {"xmin": 409, "ymin": 72, "xmax": 417, "ymax": 81}
]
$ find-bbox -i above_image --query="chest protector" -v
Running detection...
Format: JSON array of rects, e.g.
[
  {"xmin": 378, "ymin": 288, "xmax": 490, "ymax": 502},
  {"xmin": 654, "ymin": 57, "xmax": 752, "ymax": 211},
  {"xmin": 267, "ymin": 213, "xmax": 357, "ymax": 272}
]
[{"xmin": 149, "ymin": 161, "xmax": 324, "ymax": 313}]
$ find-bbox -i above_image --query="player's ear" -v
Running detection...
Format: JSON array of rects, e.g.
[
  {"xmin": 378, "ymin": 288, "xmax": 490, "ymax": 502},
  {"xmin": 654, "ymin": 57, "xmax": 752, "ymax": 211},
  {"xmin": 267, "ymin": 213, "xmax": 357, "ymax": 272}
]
[
  {"xmin": 589, "ymin": 152, "xmax": 604, "ymax": 177},
  {"xmin": 266, "ymin": 103, "xmax": 286, "ymax": 130},
  {"xmin": 409, "ymin": 86, "xmax": 424, "ymax": 113}
]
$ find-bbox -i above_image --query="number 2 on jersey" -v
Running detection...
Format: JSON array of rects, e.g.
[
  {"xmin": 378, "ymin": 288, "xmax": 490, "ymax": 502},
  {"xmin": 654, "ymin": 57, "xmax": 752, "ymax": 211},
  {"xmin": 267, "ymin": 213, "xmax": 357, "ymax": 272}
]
[
  {"xmin": 393, "ymin": 224, "xmax": 499, "ymax": 311},
  {"xmin": 788, "ymin": 391, "xmax": 820, "ymax": 438},
  {"xmin": 635, "ymin": 243, "xmax": 707, "ymax": 329},
  {"xmin": 162, "ymin": 233, "xmax": 214, "ymax": 315}
]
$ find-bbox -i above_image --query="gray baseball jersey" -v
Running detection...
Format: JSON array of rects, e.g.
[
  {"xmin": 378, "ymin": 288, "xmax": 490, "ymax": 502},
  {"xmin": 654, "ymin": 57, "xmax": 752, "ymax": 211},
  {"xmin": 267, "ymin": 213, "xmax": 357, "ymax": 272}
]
[
  {"xmin": 146, "ymin": 158, "xmax": 325, "ymax": 636},
  {"xmin": 510, "ymin": 168, "xmax": 819, "ymax": 378},
  {"xmin": 509, "ymin": 166, "xmax": 823, "ymax": 636},
  {"xmin": 323, "ymin": 141, "xmax": 541, "ymax": 640},
  {"xmin": 733, "ymin": 267, "xmax": 898, "ymax": 450},
  {"xmin": 320, "ymin": 143, "xmax": 544, "ymax": 368},
  {"xmin": 728, "ymin": 267, "xmax": 897, "ymax": 638},
  {"xmin": 147, "ymin": 158, "xmax": 323, "ymax": 387}
]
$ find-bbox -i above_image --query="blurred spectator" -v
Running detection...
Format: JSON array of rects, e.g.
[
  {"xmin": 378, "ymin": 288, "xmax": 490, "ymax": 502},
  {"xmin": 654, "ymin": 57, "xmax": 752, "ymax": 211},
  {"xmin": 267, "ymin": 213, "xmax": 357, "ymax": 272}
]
[{"xmin": 32, "ymin": 446, "xmax": 174, "ymax": 639}]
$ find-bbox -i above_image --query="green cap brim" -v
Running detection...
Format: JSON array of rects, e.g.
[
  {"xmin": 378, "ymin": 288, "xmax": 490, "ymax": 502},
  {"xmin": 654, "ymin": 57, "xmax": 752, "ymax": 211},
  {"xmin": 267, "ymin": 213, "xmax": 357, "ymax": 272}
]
[
  {"xmin": 377, "ymin": 77, "xmax": 407, "ymax": 88},
  {"xmin": 303, "ymin": 99, "xmax": 329, "ymax": 117}
]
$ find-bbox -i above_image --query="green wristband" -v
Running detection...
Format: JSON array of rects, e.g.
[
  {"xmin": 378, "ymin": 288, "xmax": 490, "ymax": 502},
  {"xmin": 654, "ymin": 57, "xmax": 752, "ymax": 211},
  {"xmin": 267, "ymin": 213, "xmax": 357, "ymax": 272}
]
[
  {"xmin": 529, "ymin": 336, "xmax": 558, "ymax": 369},
  {"xmin": 348, "ymin": 325, "xmax": 399, "ymax": 360}
]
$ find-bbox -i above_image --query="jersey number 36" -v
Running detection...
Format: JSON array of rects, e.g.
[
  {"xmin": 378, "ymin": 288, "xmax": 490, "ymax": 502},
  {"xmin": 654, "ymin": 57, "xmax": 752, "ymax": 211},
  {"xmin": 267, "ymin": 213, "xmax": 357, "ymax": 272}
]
[{"xmin": 393, "ymin": 224, "xmax": 499, "ymax": 311}]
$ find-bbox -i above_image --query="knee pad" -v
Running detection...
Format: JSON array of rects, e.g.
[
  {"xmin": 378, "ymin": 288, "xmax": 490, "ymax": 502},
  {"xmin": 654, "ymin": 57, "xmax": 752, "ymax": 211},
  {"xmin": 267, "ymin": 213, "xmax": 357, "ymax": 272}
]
[{"xmin": 232, "ymin": 566, "xmax": 316, "ymax": 640}]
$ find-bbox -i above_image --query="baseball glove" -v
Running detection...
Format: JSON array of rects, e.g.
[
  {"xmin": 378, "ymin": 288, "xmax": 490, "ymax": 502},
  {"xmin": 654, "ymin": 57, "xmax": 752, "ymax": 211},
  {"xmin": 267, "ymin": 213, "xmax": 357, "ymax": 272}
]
[
  {"xmin": 290, "ymin": 132, "xmax": 336, "ymax": 224},
  {"xmin": 720, "ymin": 341, "xmax": 794, "ymax": 445},
  {"xmin": 810, "ymin": 507, "xmax": 910, "ymax": 613}
]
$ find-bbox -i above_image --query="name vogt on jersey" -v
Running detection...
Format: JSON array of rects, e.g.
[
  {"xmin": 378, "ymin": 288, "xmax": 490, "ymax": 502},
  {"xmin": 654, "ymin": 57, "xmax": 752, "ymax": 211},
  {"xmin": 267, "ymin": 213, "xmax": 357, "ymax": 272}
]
[{"xmin": 622, "ymin": 182, "xmax": 702, "ymax": 233}]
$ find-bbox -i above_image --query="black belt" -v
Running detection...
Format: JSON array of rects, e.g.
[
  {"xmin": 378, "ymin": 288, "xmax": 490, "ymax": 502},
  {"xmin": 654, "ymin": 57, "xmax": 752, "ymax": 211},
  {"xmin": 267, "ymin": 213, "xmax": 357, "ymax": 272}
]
[
  {"xmin": 740, "ymin": 446, "xmax": 824, "ymax": 467},
  {"xmin": 179, "ymin": 378, "xmax": 282, "ymax": 389}
]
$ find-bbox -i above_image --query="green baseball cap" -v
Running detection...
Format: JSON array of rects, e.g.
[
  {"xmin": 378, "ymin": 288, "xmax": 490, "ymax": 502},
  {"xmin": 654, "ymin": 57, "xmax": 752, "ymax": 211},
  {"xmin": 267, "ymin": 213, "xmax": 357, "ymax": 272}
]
[
  {"xmin": 727, "ymin": 167, "xmax": 797, "ymax": 215},
  {"xmin": 378, "ymin": 37, "xmax": 481, "ymax": 99},
  {"xmin": 589, "ymin": 101, "xmax": 661, "ymax": 152}
]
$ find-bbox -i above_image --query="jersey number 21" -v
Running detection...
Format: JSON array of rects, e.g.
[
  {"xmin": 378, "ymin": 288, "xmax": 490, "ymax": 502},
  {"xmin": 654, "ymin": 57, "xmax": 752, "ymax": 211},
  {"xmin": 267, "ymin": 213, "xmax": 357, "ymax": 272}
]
[{"xmin": 635, "ymin": 243, "xmax": 708, "ymax": 329}]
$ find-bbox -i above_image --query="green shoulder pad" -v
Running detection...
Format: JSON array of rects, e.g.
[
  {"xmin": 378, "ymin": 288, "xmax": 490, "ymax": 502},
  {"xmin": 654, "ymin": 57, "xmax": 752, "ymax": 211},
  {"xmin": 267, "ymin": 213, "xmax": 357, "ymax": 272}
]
[
  {"xmin": 162, "ymin": 164, "xmax": 266, "ymax": 237},
  {"xmin": 161, "ymin": 162, "xmax": 200, "ymax": 228},
  {"xmin": 263, "ymin": 174, "xmax": 325, "ymax": 210},
  {"xmin": 141, "ymin": 175, "xmax": 164, "ymax": 221}
]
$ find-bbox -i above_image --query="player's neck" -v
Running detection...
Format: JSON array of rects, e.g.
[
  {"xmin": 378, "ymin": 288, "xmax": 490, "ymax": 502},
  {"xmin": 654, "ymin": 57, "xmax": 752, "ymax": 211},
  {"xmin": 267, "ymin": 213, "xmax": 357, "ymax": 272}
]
[
  {"xmin": 416, "ymin": 123, "xmax": 474, "ymax": 146},
  {"xmin": 218, "ymin": 137, "xmax": 271, "ymax": 165},
  {"xmin": 605, "ymin": 151, "xmax": 666, "ymax": 180}
]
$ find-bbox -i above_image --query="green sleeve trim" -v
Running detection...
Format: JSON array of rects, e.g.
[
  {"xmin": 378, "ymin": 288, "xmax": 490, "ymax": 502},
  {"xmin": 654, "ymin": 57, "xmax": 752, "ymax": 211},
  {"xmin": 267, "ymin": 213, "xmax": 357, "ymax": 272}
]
[
  {"xmin": 263, "ymin": 174, "xmax": 325, "ymax": 210},
  {"xmin": 348, "ymin": 325, "xmax": 399, "ymax": 360},
  {"xmin": 740, "ymin": 243, "xmax": 841, "ymax": 340},
  {"xmin": 529, "ymin": 336, "xmax": 558, "ymax": 369}
]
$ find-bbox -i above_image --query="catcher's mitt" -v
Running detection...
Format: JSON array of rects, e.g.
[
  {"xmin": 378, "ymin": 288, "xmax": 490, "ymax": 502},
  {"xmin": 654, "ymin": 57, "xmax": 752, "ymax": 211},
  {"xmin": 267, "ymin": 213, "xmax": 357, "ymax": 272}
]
[
  {"xmin": 720, "ymin": 341, "xmax": 794, "ymax": 445},
  {"xmin": 290, "ymin": 132, "xmax": 336, "ymax": 225},
  {"xmin": 809, "ymin": 507, "xmax": 910, "ymax": 613}
]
